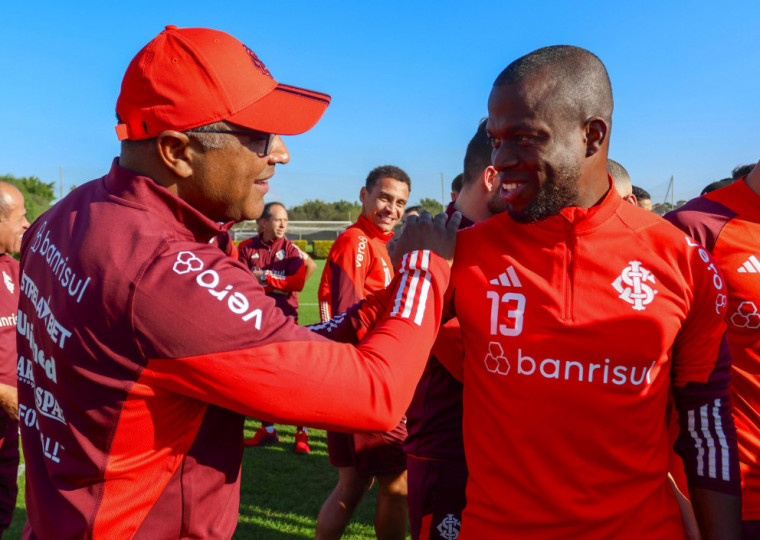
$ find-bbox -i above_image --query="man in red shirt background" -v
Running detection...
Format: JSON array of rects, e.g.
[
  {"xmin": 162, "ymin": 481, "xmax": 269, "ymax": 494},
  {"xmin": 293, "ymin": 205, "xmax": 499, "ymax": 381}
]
[
  {"xmin": 667, "ymin": 159, "xmax": 760, "ymax": 538},
  {"xmin": 316, "ymin": 165, "xmax": 411, "ymax": 540},
  {"xmin": 239, "ymin": 201, "xmax": 317, "ymax": 453},
  {"xmin": 0, "ymin": 182, "xmax": 28, "ymax": 535}
]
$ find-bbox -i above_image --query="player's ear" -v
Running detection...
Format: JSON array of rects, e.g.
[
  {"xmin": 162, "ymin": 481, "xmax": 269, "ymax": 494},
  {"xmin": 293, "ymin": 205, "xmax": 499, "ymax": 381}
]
[
  {"xmin": 623, "ymin": 193, "xmax": 638, "ymax": 206},
  {"xmin": 359, "ymin": 186, "xmax": 367, "ymax": 203},
  {"xmin": 156, "ymin": 130, "xmax": 194, "ymax": 178},
  {"xmin": 584, "ymin": 118, "xmax": 608, "ymax": 158},
  {"xmin": 483, "ymin": 166, "xmax": 498, "ymax": 192}
]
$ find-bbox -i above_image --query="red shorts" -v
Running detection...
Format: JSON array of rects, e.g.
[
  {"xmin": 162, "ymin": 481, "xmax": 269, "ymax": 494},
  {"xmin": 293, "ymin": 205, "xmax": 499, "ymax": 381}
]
[
  {"xmin": 327, "ymin": 418, "xmax": 407, "ymax": 477},
  {"xmin": 407, "ymin": 456, "xmax": 467, "ymax": 540}
]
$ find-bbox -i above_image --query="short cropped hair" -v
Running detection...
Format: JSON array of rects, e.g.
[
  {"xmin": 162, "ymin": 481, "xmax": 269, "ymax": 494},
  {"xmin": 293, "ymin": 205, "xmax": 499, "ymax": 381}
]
[
  {"xmin": 631, "ymin": 186, "xmax": 651, "ymax": 201},
  {"xmin": 463, "ymin": 119, "xmax": 491, "ymax": 187},
  {"xmin": 732, "ymin": 163, "xmax": 755, "ymax": 180},
  {"xmin": 607, "ymin": 159, "xmax": 632, "ymax": 197},
  {"xmin": 494, "ymin": 45, "xmax": 613, "ymax": 124},
  {"xmin": 365, "ymin": 165, "xmax": 411, "ymax": 191},
  {"xmin": 451, "ymin": 174, "xmax": 464, "ymax": 194},
  {"xmin": 701, "ymin": 178, "xmax": 733, "ymax": 196}
]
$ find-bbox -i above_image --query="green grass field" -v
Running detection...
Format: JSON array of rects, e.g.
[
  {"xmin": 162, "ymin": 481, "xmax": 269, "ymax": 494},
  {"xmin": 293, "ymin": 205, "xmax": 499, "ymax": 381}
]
[{"xmin": 9, "ymin": 258, "xmax": 402, "ymax": 539}]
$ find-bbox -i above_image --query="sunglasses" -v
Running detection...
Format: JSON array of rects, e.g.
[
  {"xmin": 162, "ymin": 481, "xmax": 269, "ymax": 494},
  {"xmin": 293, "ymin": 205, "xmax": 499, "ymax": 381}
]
[{"xmin": 186, "ymin": 128, "xmax": 275, "ymax": 156}]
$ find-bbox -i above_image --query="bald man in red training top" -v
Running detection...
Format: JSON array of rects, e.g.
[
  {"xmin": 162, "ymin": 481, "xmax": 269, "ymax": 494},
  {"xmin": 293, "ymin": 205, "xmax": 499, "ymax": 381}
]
[
  {"xmin": 436, "ymin": 45, "xmax": 741, "ymax": 539},
  {"xmin": 666, "ymin": 159, "xmax": 760, "ymax": 539},
  {"xmin": 16, "ymin": 26, "xmax": 458, "ymax": 539},
  {"xmin": 0, "ymin": 182, "xmax": 29, "ymax": 535}
]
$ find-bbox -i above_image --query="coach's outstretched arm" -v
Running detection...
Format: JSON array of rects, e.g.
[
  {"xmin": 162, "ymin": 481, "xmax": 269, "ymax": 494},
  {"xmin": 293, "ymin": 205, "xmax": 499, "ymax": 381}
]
[{"xmin": 133, "ymin": 210, "xmax": 460, "ymax": 432}]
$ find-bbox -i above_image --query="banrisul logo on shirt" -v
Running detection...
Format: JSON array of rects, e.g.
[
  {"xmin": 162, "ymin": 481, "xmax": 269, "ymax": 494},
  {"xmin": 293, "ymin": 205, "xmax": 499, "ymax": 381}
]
[
  {"xmin": 731, "ymin": 301, "xmax": 760, "ymax": 329},
  {"xmin": 612, "ymin": 261, "xmax": 657, "ymax": 311},
  {"xmin": 483, "ymin": 342, "xmax": 657, "ymax": 388}
]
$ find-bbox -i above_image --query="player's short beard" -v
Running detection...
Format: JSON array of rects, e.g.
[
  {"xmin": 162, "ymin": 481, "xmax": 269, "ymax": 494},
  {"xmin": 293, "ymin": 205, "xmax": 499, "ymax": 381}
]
[{"xmin": 508, "ymin": 164, "xmax": 581, "ymax": 223}]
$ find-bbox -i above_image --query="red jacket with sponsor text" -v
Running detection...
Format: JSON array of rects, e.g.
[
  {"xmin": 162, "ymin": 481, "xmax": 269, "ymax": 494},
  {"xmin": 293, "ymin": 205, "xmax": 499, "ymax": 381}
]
[
  {"xmin": 666, "ymin": 177, "xmax": 760, "ymax": 520},
  {"xmin": 318, "ymin": 214, "xmax": 393, "ymax": 321},
  {"xmin": 238, "ymin": 234, "xmax": 306, "ymax": 320},
  {"xmin": 16, "ymin": 160, "xmax": 449, "ymax": 539},
  {"xmin": 446, "ymin": 186, "xmax": 739, "ymax": 539}
]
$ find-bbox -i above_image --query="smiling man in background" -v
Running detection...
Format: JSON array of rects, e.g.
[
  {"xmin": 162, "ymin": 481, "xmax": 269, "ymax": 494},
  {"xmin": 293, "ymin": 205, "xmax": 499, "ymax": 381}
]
[{"xmin": 317, "ymin": 165, "xmax": 411, "ymax": 540}]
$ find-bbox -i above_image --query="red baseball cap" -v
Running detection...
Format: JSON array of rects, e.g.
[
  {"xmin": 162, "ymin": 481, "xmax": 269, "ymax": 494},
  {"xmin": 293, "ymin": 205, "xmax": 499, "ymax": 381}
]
[{"xmin": 115, "ymin": 25, "xmax": 331, "ymax": 141}]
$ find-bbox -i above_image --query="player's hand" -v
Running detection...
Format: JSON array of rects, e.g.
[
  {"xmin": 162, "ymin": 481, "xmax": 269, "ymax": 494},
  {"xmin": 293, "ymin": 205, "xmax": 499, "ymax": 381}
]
[
  {"xmin": 0, "ymin": 383, "xmax": 18, "ymax": 421},
  {"xmin": 390, "ymin": 210, "xmax": 461, "ymax": 268}
]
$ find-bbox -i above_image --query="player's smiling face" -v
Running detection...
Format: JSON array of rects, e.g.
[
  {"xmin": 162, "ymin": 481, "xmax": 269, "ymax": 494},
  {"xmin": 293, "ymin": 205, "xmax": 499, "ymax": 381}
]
[
  {"xmin": 486, "ymin": 75, "xmax": 585, "ymax": 223},
  {"xmin": 360, "ymin": 176, "xmax": 409, "ymax": 233}
]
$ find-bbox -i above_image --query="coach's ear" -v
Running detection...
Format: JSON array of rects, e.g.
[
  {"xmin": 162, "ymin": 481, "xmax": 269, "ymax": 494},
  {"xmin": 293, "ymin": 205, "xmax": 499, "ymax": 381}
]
[
  {"xmin": 156, "ymin": 130, "xmax": 194, "ymax": 179},
  {"xmin": 584, "ymin": 118, "xmax": 608, "ymax": 158}
]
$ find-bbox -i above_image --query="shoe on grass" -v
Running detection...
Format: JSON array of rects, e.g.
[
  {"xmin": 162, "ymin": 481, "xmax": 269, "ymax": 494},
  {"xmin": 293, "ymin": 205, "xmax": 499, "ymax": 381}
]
[
  {"xmin": 244, "ymin": 426, "xmax": 280, "ymax": 447},
  {"xmin": 294, "ymin": 429, "xmax": 311, "ymax": 454}
]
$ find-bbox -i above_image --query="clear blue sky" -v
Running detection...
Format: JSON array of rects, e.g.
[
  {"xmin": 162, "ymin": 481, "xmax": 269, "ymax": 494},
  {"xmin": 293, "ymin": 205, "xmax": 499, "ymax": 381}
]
[{"xmin": 1, "ymin": 1, "xmax": 758, "ymax": 209}]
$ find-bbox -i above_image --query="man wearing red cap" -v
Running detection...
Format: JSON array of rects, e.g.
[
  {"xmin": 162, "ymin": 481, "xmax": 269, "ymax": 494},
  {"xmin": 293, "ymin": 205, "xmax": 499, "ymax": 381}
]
[{"xmin": 16, "ymin": 26, "xmax": 459, "ymax": 539}]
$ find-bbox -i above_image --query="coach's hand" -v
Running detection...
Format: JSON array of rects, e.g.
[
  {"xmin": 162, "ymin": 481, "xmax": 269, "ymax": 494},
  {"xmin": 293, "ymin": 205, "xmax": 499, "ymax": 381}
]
[{"xmin": 390, "ymin": 210, "xmax": 461, "ymax": 268}]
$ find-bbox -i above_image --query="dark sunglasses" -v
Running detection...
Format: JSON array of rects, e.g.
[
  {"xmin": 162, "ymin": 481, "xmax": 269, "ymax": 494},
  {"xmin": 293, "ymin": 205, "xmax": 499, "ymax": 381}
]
[{"xmin": 186, "ymin": 129, "xmax": 275, "ymax": 156}]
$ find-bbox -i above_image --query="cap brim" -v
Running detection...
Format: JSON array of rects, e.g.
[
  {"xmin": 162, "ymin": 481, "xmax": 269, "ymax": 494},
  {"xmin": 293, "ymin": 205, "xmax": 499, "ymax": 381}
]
[{"xmin": 227, "ymin": 83, "xmax": 331, "ymax": 136}]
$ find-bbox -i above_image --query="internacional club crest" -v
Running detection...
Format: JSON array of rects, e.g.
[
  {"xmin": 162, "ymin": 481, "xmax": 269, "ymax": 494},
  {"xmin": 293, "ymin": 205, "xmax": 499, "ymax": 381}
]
[
  {"xmin": 612, "ymin": 261, "xmax": 658, "ymax": 311},
  {"xmin": 436, "ymin": 513, "xmax": 461, "ymax": 540}
]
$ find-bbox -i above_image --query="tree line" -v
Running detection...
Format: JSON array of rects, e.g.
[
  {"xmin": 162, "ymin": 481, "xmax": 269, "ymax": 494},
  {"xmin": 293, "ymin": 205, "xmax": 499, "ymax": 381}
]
[{"xmin": 0, "ymin": 174, "xmax": 56, "ymax": 222}]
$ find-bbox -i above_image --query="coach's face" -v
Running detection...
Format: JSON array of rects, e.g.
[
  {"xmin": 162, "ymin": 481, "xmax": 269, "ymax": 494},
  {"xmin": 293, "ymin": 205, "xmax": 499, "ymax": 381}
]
[
  {"xmin": 486, "ymin": 75, "xmax": 586, "ymax": 223},
  {"xmin": 182, "ymin": 130, "xmax": 290, "ymax": 223}
]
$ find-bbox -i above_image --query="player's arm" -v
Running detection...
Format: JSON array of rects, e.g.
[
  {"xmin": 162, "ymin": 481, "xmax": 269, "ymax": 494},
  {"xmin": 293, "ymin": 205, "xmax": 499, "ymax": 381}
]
[
  {"xmin": 431, "ymin": 317, "xmax": 464, "ymax": 382},
  {"xmin": 313, "ymin": 211, "xmax": 462, "ymax": 345},
  {"xmin": 670, "ymin": 236, "xmax": 741, "ymax": 540},
  {"xmin": 302, "ymin": 249, "xmax": 317, "ymax": 282},
  {"xmin": 263, "ymin": 248, "xmax": 306, "ymax": 292},
  {"xmin": 133, "ymin": 212, "xmax": 459, "ymax": 432},
  {"xmin": 326, "ymin": 232, "xmax": 370, "ymax": 315}
]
